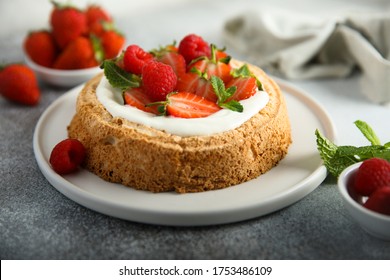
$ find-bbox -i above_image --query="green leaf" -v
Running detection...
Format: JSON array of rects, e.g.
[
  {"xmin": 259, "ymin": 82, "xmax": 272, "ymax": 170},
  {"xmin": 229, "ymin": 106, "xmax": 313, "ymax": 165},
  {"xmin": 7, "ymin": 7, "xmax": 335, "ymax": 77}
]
[
  {"xmin": 231, "ymin": 64, "xmax": 252, "ymax": 78},
  {"xmin": 210, "ymin": 76, "xmax": 233, "ymax": 103},
  {"xmin": 231, "ymin": 64, "xmax": 263, "ymax": 91},
  {"xmin": 315, "ymin": 122, "xmax": 390, "ymax": 178},
  {"xmin": 220, "ymin": 100, "xmax": 243, "ymax": 112},
  {"xmin": 354, "ymin": 120, "xmax": 381, "ymax": 145},
  {"xmin": 100, "ymin": 60, "xmax": 141, "ymax": 90}
]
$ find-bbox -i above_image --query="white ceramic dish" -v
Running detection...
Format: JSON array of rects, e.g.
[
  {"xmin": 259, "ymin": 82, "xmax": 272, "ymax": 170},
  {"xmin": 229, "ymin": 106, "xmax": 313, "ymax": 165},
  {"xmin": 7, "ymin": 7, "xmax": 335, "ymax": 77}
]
[
  {"xmin": 338, "ymin": 162, "xmax": 390, "ymax": 240},
  {"xmin": 33, "ymin": 79, "xmax": 336, "ymax": 226},
  {"xmin": 25, "ymin": 54, "xmax": 102, "ymax": 87}
]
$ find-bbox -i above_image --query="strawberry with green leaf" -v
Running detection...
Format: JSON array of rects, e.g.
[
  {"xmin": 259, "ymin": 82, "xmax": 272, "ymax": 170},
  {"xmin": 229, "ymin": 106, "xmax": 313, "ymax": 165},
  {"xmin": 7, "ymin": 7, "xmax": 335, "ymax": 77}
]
[
  {"xmin": 188, "ymin": 44, "xmax": 232, "ymax": 84},
  {"xmin": 226, "ymin": 64, "xmax": 263, "ymax": 101}
]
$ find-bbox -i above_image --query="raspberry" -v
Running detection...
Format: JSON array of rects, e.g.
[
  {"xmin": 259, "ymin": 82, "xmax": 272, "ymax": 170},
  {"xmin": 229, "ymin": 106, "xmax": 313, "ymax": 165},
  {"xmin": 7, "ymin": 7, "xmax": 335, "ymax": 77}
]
[
  {"xmin": 142, "ymin": 60, "xmax": 177, "ymax": 101},
  {"xmin": 123, "ymin": 45, "xmax": 154, "ymax": 75},
  {"xmin": 363, "ymin": 186, "xmax": 390, "ymax": 215},
  {"xmin": 49, "ymin": 139, "xmax": 86, "ymax": 175},
  {"xmin": 353, "ymin": 158, "xmax": 390, "ymax": 196},
  {"xmin": 178, "ymin": 34, "xmax": 211, "ymax": 64}
]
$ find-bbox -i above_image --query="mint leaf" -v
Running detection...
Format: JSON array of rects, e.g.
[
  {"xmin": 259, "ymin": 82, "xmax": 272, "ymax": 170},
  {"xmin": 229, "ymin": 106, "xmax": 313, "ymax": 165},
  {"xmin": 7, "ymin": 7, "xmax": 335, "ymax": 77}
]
[
  {"xmin": 100, "ymin": 60, "xmax": 141, "ymax": 90},
  {"xmin": 220, "ymin": 100, "xmax": 243, "ymax": 112},
  {"xmin": 231, "ymin": 64, "xmax": 252, "ymax": 78},
  {"xmin": 315, "ymin": 121, "xmax": 390, "ymax": 177},
  {"xmin": 354, "ymin": 120, "xmax": 381, "ymax": 145},
  {"xmin": 315, "ymin": 129, "xmax": 339, "ymax": 176},
  {"xmin": 210, "ymin": 76, "xmax": 243, "ymax": 112},
  {"xmin": 210, "ymin": 76, "xmax": 229, "ymax": 102}
]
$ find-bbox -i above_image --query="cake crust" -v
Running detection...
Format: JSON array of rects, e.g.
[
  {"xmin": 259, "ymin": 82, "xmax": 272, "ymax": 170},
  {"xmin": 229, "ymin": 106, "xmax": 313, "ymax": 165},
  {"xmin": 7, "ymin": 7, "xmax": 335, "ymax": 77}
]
[{"xmin": 67, "ymin": 59, "xmax": 292, "ymax": 193}]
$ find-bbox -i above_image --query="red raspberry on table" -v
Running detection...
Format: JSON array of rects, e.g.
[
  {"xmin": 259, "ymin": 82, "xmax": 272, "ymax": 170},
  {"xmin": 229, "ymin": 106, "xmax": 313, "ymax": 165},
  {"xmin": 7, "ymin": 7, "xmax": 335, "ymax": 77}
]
[
  {"xmin": 363, "ymin": 186, "xmax": 390, "ymax": 215},
  {"xmin": 353, "ymin": 158, "xmax": 390, "ymax": 196},
  {"xmin": 123, "ymin": 45, "xmax": 154, "ymax": 75},
  {"xmin": 142, "ymin": 60, "xmax": 177, "ymax": 101},
  {"xmin": 178, "ymin": 34, "xmax": 211, "ymax": 64},
  {"xmin": 49, "ymin": 139, "xmax": 86, "ymax": 175}
]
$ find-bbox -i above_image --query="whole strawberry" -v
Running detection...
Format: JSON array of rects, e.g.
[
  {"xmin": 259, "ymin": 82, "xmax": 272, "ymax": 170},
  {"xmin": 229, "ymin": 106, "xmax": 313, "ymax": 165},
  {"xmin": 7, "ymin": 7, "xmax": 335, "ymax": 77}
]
[
  {"xmin": 0, "ymin": 64, "xmax": 40, "ymax": 106},
  {"xmin": 85, "ymin": 4, "xmax": 112, "ymax": 32},
  {"xmin": 50, "ymin": 1, "xmax": 87, "ymax": 49},
  {"xmin": 353, "ymin": 158, "xmax": 390, "ymax": 196},
  {"xmin": 100, "ymin": 30, "xmax": 125, "ymax": 60},
  {"xmin": 24, "ymin": 30, "xmax": 58, "ymax": 67},
  {"xmin": 53, "ymin": 37, "xmax": 101, "ymax": 70}
]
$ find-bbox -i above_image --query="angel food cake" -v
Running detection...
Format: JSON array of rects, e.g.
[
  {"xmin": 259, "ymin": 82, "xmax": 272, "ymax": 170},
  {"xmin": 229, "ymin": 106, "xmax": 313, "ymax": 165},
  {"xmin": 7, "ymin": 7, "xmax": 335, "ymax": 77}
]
[{"xmin": 67, "ymin": 34, "xmax": 292, "ymax": 193}]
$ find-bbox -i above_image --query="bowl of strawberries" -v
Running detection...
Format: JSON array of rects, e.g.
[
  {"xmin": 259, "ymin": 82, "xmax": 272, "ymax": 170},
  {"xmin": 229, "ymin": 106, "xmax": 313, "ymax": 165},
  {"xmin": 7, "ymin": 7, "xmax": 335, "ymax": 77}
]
[
  {"xmin": 338, "ymin": 158, "xmax": 390, "ymax": 240},
  {"xmin": 23, "ymin": 1, "xmax": 125, "ymax": 87}
]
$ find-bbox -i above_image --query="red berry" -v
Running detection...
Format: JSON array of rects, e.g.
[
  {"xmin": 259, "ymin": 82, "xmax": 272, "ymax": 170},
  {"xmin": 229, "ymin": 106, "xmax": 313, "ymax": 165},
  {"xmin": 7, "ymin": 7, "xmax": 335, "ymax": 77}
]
[
  {"xmin": 50, "ymin": 2, "xmax": 87, "ymax": 50},
  {"xmin": 100, "ymin": 30, "xmax": 125, "ymax": 60},
  {"xmin": 123, "ymin": 45, "xmax": 154, "ymax": 75},
  {"xmin": 157, "ymin": 51, "xmax": 186, "ymax": 78},
  {"xmin": 353, "ymin": 158, "xmax": 390, "ymax": 196},
  {"xmin": 226, "ymin": 77, "xmax": 258, "ymax": 101},
  {"xmin": 363, "ymin": 186, "xmax": 390, "ymax": 215},
  {"xmin": 178, "ymin": 34, "xmax": 211, "ymax": 64},
  {"xmin": 0, "ymin": 64, "xmax": 40, "ymax": 106},
  {"xmin": 85, "ymin": 4, "xmax": 112, "ymax": 31},
  {"xmin": 49, "ymin": 139, "xmax": 86, "ymax": 175},
  {"xmin": 123, "ymin": 87, "xmax": 158, "ymax": 114},
  {"xmin": 24, "ymin": 30, "xmax": 58, "ymax": 68},
  {"xmin": 142, "ymin": 60, "xmax": 177, "ymax": 101},
  {"xmin": 176, "ymin": 72, "xmax": 217, "ymax": 102},
  {"xmin": 166, "ymin": 92, "xmax": 220, "ymax": 118}
]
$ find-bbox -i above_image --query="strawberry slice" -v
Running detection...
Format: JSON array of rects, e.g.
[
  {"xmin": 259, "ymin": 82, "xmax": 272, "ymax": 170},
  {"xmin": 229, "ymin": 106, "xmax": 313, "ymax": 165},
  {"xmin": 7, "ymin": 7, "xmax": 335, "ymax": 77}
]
[
  {"xmin": 176, "ymin": 71, "xmax": 217, "ymax": 102},
  {"xmin": 124, "ymin": 87, "xmax": 158, "ymax": 114},
  {"xmin": 155, "ymin": 50, "xmax": 186, "ymax": 78},
  {"xmin": 166, "ymin": 92, "xmax": 220, "ymax": 118},
  {"xmin": 226, "ymin": 77, "xmax": 258, "ymax": 101},
  {"xmin": 188, "ymin": 44, "xmax": 232, "ymax": 84}
]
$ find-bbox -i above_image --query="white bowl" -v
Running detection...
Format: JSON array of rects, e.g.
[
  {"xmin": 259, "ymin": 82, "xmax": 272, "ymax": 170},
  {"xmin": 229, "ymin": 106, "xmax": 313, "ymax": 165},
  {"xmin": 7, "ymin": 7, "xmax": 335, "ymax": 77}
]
[
  {"xmin": 25, "ymin": 54, "xmax": 102, "ymax": 87},
  {"xmin": 338, "ymin": 162, "xmax": 390, "ymax": 240}
]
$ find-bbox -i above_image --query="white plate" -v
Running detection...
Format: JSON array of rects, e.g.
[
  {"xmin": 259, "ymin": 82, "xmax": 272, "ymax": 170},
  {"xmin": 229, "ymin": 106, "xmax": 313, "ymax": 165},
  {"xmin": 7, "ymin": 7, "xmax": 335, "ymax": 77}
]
[{"xmin": 33, "ymin": 79, "xmax": 336, "ymax": 226}]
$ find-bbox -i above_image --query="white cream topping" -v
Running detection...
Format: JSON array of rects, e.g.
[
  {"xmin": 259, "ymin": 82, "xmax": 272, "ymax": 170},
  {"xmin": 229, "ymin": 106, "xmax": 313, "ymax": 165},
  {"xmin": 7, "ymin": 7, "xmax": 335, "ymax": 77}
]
[{"xmin": 96, "ymin": 76, "xmax": 269, "ymax": 137}]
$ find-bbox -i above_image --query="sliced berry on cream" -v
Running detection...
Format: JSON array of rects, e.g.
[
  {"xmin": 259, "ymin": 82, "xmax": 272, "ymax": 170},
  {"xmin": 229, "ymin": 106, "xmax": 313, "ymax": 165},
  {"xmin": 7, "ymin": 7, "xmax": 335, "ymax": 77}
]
[{"xmin": 100, "ymin": 33, "xmax": 268, "ymax": 119}]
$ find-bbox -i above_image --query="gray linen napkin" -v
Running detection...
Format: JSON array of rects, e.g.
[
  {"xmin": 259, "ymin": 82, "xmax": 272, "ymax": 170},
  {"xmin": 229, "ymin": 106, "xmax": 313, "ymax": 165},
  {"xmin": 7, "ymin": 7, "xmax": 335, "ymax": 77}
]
[{"xmin": 224, "ymin": 10, "xmax": 390, "ymax": 104}]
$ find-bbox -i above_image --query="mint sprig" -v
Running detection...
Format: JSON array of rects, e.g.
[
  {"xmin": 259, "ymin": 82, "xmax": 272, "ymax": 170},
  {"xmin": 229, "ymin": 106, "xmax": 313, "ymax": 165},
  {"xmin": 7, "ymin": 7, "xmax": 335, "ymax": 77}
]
[
  {"xmin": 210, "ymin": 76, "xmax": 243, "ymax": 112},
  {"xmin": 100, "ymin": 60, "xmax": 141, "ymax": 90},
  {"xmin": 315, "ymin": 120, "xmax": 390, "ymax": 177}
]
